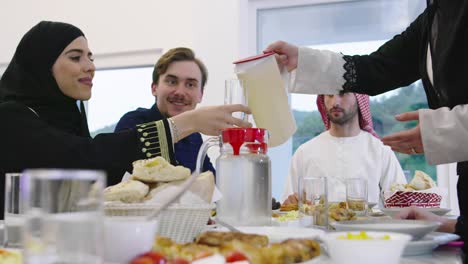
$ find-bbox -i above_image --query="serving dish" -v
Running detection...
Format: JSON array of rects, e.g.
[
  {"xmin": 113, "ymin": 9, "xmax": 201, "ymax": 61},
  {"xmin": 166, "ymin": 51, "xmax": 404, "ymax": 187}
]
[
  {"xmin": 331, "ymin": 219, "xmax": 440, "ymax": 240},
  {"xmin": 381, "ymin": 207, "xmax": 450, "ymax": 218}
]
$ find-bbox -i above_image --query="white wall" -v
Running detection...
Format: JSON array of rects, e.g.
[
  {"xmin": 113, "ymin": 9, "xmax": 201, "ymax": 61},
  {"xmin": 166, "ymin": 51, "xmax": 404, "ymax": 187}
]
[
  {"xmin": 0, "ymin": 0, "xmax": 243, "ymax": 107},
  {"xmin": 0, "ymin": 0, "xmax": 292, "ymax": 200}
]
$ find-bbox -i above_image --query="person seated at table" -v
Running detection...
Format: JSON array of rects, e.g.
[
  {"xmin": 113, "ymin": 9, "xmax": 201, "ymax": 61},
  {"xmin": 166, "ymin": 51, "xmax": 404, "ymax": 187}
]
[
  {"xmin": 0, "ymin": 21, "xmax": 251, "ymax": 219},
  {"xmin": 115, "ymin": 47, "xmax": 214, "ymax": 174},
  {"xmin": 282, "ymin": 92, "xmax": 406, "ymax": 207}
]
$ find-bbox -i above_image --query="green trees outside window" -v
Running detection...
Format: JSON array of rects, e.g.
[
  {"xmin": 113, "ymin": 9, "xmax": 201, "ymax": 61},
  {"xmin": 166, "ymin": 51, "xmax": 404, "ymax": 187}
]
[{"xmin": 292, "ymin": 81, "xmax": 436, "ymax": 181}]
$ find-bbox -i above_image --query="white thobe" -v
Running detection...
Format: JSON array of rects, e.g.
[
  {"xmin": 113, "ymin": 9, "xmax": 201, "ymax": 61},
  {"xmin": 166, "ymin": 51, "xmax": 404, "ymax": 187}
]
[{"xmin": 282, "ymin": 130, "xmax": 406, "ymax": 207}]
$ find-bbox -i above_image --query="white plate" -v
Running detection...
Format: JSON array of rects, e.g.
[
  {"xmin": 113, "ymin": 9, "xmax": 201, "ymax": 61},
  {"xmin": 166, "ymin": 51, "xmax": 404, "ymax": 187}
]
[
  {"xmin": 218, "ymin": 226, "xmax": 325, "ymax": 243},
  {"xmin": 403, "ymin": 232, "xmax": 460, "ymax": 256},
  {"xmin": 381, "ymin": 207, "xmax": 451, "ymax": 218},
  {"xmin": 301, "ymin": 255, "xmax": 327, "ymax": 263},
  {"xmin": 331, "ymin": 219, "xmax": 440, "ymax": 240},
  {"xmin": 272, "ymin": 209, "xmax": 292, "ymax": 215}
]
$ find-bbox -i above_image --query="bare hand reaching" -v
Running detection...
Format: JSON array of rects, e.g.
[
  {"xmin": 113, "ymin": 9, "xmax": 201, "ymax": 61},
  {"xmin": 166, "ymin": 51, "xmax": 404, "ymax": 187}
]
[
  {"xmin": 264, "ymin": 41, "xmax": 299, "ymax": 72},
  {"xmin": 395, "ymin": 207, "xmax": 456, "ymax": 233},
  {"xmin": 172, "ymin": 104, "xmax": 252, "ymax": 140},
  {"xmin": 381, "ymin": 111, "xmax": 424, "ymax": 155}
]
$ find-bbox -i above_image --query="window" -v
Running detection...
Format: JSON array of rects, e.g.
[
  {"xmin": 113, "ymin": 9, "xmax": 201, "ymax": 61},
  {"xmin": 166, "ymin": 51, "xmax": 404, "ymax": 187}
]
[
  {"xmin": 87, "ymin": 67, "xmax": 155, "ymax": 136},
  {"xmin": 254, "ymin": 0, "xmax": 440, "ymax": 201}
]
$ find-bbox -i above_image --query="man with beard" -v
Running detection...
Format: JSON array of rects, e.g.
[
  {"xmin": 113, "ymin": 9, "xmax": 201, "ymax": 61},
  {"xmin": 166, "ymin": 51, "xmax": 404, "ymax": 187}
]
[
  {"xmin": 282, "ymin": 92, "xmax": 406, "ymax": 207},
  {"xmin": 115, "ymin": 47, "xmax": 215, "ymax": 173}
]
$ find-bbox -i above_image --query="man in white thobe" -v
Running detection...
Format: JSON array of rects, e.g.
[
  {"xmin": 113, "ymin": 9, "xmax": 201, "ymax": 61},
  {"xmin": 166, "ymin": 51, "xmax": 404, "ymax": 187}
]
[{"xmin": 282, "ymin": 93, "xmax": 406, "ymax": 207}]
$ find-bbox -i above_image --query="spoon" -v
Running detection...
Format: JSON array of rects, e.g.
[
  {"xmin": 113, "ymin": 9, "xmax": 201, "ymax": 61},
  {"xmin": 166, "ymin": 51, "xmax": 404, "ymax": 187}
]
[{"xmin": 215, "ymin": 218, "xmax": 243, "ymax": 233}]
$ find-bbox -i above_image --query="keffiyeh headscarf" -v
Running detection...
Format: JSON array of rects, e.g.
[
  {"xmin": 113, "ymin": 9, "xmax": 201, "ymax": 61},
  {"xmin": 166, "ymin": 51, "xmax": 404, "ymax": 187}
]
[{"xmin": 316, "ymin": 93, "xmax": 379, "ymax": 138}]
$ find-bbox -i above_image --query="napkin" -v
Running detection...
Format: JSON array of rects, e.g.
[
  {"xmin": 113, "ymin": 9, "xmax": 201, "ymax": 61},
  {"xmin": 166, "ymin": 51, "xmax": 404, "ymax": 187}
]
[{"xmin": 234, "ymin": 53, "xmax": 296, "ymax": 147}]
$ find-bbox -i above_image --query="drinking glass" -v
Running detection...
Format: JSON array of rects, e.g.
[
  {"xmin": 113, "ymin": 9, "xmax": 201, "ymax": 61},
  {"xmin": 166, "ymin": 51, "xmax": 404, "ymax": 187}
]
[
  {"xmin": 345, "ymin": 178, "xmax": 368, "ymax": 216},
  {"xmin": 22, "ymin": 169, "xmax": 106, "ymax": 264},
  {"xmin": 4, "ymin": 173, "xmax": 26, "ymax": 248},
  {"xmin": 225, "ymin": 79, "xmax": 249, "ymax": 121},
  {"xmin": 298, "ymin": 176, "xmax": 328, "ymax": 228}
]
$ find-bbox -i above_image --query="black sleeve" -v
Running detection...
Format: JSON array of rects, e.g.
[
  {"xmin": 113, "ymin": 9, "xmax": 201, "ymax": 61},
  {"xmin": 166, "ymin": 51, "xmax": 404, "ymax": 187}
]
[
  {"xmin": 0, "ymin": 102, "xmax": 175, "ymax": 186},
  {"xmin": 343, "ymin": 9, "xmax": 428, "ymax": 95}
]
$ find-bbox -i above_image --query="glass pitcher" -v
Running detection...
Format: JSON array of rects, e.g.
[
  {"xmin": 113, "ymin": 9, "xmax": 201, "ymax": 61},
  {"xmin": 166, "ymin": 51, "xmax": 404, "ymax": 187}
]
[{"xmin": 195, "ymin": 128, "xmax": 271, "ymax": 226}]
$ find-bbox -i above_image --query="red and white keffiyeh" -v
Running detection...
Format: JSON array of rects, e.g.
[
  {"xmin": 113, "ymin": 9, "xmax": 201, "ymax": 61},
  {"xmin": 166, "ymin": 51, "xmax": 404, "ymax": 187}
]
[{"xmin": 316, "ymin": 93, "xmax": 379, "ymax": 138}]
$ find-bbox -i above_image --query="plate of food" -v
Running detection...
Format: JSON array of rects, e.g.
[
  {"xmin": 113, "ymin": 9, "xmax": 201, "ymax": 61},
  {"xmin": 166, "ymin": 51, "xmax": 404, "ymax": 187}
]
[
  {"xmin": 381, "ymin": 207, "xmax": 451, "ymax": 218},
  {"xmin": 231, "ymin": 226, "xmax": 326, "ymax": 243},
  {"xmin": 130, "ymin": 230, "xmax": 323, "ymax": 263},
  {"xmin": 331, "ymin": 219, "xmax": 440, "ymax": 240}
]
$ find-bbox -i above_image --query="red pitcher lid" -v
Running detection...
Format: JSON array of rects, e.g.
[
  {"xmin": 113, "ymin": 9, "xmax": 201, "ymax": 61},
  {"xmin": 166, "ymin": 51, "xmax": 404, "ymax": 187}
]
[
  {"xmin": 233, "ymin": 51, "xmax": 275, "ymax": 64},
  {"xmin": 221, "ymin": 128, "xmax": 268, "ymax": 155}
]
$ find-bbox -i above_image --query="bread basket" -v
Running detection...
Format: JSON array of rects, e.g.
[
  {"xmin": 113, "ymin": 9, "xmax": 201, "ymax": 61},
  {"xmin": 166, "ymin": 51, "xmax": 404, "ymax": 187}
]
[{"xmin": 105, "ymin": 202, "xmax": 215, "ymax": 243}]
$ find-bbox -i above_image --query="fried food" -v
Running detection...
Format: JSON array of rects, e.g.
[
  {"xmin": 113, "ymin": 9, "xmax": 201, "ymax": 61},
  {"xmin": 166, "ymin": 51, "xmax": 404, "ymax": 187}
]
[
  {"xmin": 279, "ymin": 203, "xmax": 298, "ymax": 212},
  {"xmin": 0, "ymin": 249, "xmax": 22, "ymax": 264},
  {"xmin": 328, "ymin": 201, "xmax": 356, "ymax": 222},
  {"xmin": 154, "ymin": 232, "xmax": 321, "ymax": 264},
  {"xmin": 196, "ymin": 231, "xmax": 269, "ymax": 248}
]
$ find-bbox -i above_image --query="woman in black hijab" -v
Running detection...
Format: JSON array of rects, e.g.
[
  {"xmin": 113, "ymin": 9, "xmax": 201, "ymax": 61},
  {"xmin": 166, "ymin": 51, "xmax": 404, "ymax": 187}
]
[
  {"xmin": 265, "ymin": 0, "xmax": 468, "ymax": 255},
  {"xmin": 0, "ymin": 21, "xmax": 251, "ymax": 219}
]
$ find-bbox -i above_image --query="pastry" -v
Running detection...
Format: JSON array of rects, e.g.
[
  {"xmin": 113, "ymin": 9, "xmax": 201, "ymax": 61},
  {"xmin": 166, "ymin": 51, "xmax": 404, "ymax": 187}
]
[
  {"xmin": 145, "ymin": 171, "xmax": 215, "ymax": 204},
  {"xmin": 103, "ymin": 180, "xmax": 149, "ymax": 203},
  {"xmin": 132, "ymin": 156, "xmax": 191, "ymax": 183},
  {"xmin": 408, "ymin": 170, "xmax": 436, "ymax": 190}
]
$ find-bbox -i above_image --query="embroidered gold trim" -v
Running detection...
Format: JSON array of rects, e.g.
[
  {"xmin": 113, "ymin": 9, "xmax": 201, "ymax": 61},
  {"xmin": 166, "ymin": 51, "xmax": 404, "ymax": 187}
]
[{"xmin": 156, "ymin": 121, "xmax": 170, "ymax": 161}]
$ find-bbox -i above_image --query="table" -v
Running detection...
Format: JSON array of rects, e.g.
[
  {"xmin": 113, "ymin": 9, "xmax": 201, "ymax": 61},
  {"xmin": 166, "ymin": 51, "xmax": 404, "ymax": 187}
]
[{"xmin": 1, "ymin": 221, "xmax": 464, "ymax": 263}]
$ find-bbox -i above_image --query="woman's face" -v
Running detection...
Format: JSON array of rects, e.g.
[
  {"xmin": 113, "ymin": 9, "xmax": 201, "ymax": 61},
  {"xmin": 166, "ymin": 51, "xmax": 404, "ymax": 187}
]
[{"xmin": 52, "ymin": 36, "xmax": 95, "ymax": 100}]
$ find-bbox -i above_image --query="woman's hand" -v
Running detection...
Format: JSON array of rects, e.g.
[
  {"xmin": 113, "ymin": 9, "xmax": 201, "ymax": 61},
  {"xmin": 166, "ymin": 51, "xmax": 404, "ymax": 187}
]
[
  {"xmin": 172, "ymin": 104, "xmax": 252, "ymax": 140},
  {"xmin": 264, "ymin": 41, "xmax": 299, "ymax": 72},
  {"xmin": 381, "ymin": 111, "xmax": 424, "ymax": 155}
]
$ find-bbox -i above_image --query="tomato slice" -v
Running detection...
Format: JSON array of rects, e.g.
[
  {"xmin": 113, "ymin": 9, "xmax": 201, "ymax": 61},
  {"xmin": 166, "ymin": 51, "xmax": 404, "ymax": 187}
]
[
  {"xmin": 130, "ymin": 252, "xmax": 167, "ymax": 264},
  {"xmin": 167, "ymin": 258, "xmax": 190, "ymax": 264},
  {"xmin": 225, "ymin": 251, "xmax": 249, "ymax": 262}
]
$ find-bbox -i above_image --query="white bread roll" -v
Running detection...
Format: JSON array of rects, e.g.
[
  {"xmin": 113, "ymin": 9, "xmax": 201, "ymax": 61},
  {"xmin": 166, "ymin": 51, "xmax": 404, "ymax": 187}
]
[
  {"xmin": 132, "ymin": 156, "xmax": 191, "ymax": 183},
  {"xmin": 145, "ymin": 171, "xmax": 215, "ymax": 204},
  {"xmin": 104, "ymin": 180, "xmax": 149, "ymax": 203},
  {"xmin": 408, "ymin": 170, "xmax": 436, "ymax": 190}
]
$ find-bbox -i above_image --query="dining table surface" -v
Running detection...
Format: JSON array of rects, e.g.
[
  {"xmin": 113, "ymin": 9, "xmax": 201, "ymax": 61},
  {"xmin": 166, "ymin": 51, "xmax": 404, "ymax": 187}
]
[{"xmin": 0, "ymin": 217, "xmax": 464, "ymax": 263}]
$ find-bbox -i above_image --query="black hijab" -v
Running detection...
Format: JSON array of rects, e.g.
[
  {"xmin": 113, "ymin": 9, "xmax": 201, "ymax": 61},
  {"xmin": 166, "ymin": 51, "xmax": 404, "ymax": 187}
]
[{"xmin": 0, "ymin": 21, "xmax": 90, "ymax": 137}]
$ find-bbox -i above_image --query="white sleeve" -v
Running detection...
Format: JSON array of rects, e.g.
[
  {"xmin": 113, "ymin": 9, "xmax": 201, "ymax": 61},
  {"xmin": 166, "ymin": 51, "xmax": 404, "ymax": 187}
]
[
  {"xmin": 420, "ymin": 105, "xmax": 468, "ymax": 165},
  {"xmin": 281, "ymin": 149, "xmax": 302, "ymax": 203},
  {"xmin": 289, "ymin": 46, "xmax": 346, "ymax": 95},
  {"xmin": 380, "ymin": 146, "xmax": 407, "ymax": 190},
  {"xmin": 377, "ymin": 146, "xmax": 406, "ymax": 207}
]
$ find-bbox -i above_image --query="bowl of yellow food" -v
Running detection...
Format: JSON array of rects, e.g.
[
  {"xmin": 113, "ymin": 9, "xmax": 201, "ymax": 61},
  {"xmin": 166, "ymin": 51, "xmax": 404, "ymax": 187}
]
[{"xmin": 323, "ymin": 231, "xmax": 411, "ymax": 264}]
